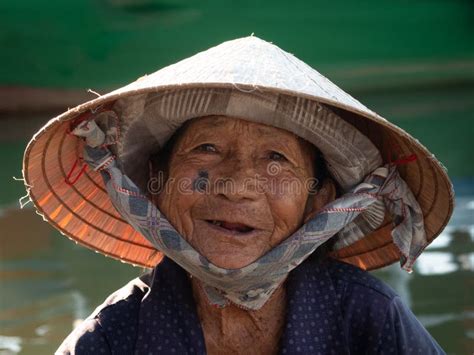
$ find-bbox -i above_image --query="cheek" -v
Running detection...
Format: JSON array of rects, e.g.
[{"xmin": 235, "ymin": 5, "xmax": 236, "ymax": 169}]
[
  {"xmin": 264, "ymin": 175, "xmax": 309, "ymax": 230},
  {"xmin": 156, "ymin": 168, "xmax": 205, "ymax": 235},
  {"xmin": 260, "ymin": 163, "xmax": 309, "ymax": 198}
]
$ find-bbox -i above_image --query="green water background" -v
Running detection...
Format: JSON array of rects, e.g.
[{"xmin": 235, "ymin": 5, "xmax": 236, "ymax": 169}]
[{"xmin": 0, "ymin": 0, "xmax": 473, "ymax": 353}]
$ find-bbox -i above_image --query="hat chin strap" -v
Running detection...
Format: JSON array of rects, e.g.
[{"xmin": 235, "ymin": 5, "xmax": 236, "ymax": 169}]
[{"xmin": 74, "ymin": 116, "xmax": 427, "ymax": 311}]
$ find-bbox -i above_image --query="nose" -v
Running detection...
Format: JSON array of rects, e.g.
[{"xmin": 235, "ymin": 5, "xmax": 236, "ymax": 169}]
[{"xmin": 214, "ymin": 156, "xmax": 260, "ymax": 202}]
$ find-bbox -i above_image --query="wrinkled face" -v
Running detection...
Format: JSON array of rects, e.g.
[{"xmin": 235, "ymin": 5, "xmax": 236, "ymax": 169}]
[{"xmin": 154, "ymin": 116, "xmax": 324, "ymax": 269}]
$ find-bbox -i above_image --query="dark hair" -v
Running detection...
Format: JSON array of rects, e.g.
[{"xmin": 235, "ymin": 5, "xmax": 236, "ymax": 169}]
[
  {"xmin": 149, "ymin": 119, "xmax": 193, "ymax": 184},
  {"xmin": 295, "ymin": 137, "xmax": 339, "ymax": 260}
]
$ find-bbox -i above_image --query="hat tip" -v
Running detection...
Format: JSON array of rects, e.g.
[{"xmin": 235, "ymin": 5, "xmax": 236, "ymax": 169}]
[{"xmin": 234, "ymin": 34, "xmax": 272, "ymax": 45}]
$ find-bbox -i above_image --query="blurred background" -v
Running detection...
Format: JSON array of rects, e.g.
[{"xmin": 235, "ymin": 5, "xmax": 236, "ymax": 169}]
[{"xmin": 0, "ymin": 0, "xmax": 473, "ymax": 353}]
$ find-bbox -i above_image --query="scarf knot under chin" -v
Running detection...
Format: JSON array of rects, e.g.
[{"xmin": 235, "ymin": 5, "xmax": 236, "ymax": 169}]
[{"xmin": 73, "ymin": 119, "xmax": 426, "ymax": 310}]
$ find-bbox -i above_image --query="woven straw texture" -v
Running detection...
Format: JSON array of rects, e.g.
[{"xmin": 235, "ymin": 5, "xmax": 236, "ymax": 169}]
[{"xmin": 22, "ymin": 36, "xmax": 454, "ymax": 270}]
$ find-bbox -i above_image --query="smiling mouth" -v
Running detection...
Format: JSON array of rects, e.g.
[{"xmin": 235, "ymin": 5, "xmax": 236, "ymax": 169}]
[{"xmin": 205, "ymin": 220, "xmax": 255, "ymax": 233}]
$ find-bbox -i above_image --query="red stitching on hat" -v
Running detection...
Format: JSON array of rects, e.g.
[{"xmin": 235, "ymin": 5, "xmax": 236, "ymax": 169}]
[
  {"xmin": 391, "ymin": 154, "xmax": 417, "ymax": 165},
  {"xmin": 65, "ymin": 158, "xmax": 87, "ymax": 185},
  {"xmin": 388, "ymin": 152, "xmax": 418, "ymax": 166}
]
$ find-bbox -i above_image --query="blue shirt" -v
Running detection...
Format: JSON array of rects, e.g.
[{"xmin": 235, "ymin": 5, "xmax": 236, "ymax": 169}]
[{"xmin": 56, "ymin": 256, "xmax": 445, "ymax": 354}]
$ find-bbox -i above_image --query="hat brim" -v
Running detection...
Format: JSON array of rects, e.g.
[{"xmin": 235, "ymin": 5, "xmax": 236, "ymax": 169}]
[{"xmin": 23, "ymin": 82, "xmax": 454, "ymax": 270}]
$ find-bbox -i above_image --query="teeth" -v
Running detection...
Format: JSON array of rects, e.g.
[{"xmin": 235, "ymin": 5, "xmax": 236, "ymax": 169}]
[{"xmin": 208, "ymin": 220, "xmax": 254, "ymax": 233}]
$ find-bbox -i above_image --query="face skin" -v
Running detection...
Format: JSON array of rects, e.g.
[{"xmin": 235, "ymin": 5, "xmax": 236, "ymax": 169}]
[{"xmin": 153, "ymin": 115, "xmax": 335, "ymax": 269}]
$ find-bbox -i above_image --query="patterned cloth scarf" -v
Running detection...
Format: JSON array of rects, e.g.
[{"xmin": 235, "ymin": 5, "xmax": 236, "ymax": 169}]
[{"xmin": 72, "ymin": 115, "xmax": 426, "ymax": 310}]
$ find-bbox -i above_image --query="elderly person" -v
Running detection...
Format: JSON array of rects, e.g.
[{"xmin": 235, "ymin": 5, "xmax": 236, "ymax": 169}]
[{"xmin": 22, "ymin": 37, "xmax": 452, "ymax": 354}]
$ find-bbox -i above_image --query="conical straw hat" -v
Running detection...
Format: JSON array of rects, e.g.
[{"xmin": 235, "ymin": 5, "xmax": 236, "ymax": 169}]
[{"xmin": 22, "ymin": 36, "xmax": 454, "ymax": 270}]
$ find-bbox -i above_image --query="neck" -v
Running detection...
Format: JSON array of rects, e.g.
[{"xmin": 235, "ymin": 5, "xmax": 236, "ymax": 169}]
[{"xmin": 191, "ymin": 277, "xmax": 287, "ymax": 355}]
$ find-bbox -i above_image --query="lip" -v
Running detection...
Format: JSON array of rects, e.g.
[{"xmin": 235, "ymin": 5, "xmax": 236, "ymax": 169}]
[
  {"xmin": 201, "ymin": 216, "xmax": 261, "ymax": 231},
  {"xmin": 198, "ymin": 219, "xmax": 262, "ymax": 238}
]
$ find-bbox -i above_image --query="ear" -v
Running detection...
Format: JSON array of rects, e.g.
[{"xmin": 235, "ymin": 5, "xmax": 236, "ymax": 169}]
[{"xmin": 303, "ymin": 178, "xmax": 337, "ymax": 224}]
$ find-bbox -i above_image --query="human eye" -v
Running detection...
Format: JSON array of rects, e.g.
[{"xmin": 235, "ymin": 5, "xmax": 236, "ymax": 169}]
[
  {"xmin": 193, "ymin": 143, "xmax": 218, "ymax": 153},
  {"xmin": 267, "ymin": 150, "xmax": 288, "ymax": 162}
]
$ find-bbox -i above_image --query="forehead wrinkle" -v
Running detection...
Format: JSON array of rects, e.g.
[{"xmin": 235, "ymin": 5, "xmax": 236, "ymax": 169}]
[
  {"xmin": 188, "ymin": 116, "xmax": 288, "ymax": 137},
  {"xmin": 176, "ymin": 117, "xmax": 230, "ymax": 150},
  {"xmin": 253, "ymin": 125, "xmax": 302, "ymax": 143},
  {"xmin": 255, "ymin": 128, "xmax": 307, "ymax": 156}
]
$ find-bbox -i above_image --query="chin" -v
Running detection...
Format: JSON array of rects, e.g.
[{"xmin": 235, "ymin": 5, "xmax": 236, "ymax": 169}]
[
  {"xmin": 202, "ymin": 251, "xmax": 263, "ymax": 269},
  {"xmin": 207, "ymin": 256, "xmax": 258, "ymax": 269},
  {"xmin": 190, "ymin": 219, "xmax": 272, "ymax": 269}
]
